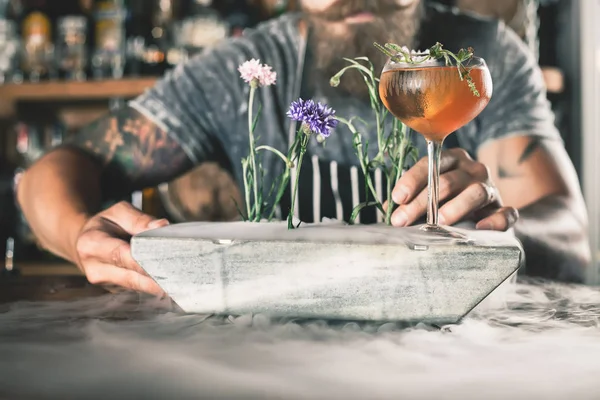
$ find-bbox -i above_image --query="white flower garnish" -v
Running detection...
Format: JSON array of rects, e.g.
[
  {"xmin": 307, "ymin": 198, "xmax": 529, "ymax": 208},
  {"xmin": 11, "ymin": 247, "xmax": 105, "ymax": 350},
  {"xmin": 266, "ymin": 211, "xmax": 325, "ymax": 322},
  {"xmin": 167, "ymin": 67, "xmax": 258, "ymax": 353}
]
[{"xmin": 395, "ymin": 47, "xmax": 437, "ymax": 65}]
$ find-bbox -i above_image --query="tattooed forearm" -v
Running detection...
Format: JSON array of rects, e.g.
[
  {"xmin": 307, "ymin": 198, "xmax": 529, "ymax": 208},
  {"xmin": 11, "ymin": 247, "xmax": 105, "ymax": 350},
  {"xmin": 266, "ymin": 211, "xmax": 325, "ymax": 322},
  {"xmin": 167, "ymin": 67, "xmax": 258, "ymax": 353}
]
[
  {"xmin": 63, "ymin": 106, "xmax": 193, "ymax": 197},
  {"xmin": 518, "ymin": 137, "xmax": 542, "ymax": 164},
  {"xmin": 481, "ymin": 135, "xmax": 590, "ymax": 282},
  {"xmin": 514, "ymin": 195, "xmax": 591, "ymax": 283},
  {"xmin": 497, "ymin": 165, "xmax": 517, "ymax": 179},
  {"xmin": 496, "ymin": 136, "xmax": 544, "ymax": 179}
]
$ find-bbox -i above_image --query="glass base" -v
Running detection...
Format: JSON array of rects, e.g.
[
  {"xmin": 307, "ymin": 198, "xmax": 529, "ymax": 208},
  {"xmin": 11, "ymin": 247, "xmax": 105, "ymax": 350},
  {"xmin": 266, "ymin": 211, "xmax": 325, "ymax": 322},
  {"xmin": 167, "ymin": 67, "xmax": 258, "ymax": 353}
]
[
  {"xmin": 402, "ymin": 224, "xmax": 475, "ymax": 251},
  {"xmin": 420, "ymin": 224, "xmax": 473, "ymax": 242}
]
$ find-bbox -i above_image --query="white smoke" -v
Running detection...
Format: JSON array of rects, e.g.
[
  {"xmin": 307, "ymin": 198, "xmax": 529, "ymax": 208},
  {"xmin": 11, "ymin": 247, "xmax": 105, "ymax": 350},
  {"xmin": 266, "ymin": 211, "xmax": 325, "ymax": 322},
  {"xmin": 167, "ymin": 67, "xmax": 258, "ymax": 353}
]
[{"xmin": 1, "ymin": 277, "xmax": 600, "ymax": 400}]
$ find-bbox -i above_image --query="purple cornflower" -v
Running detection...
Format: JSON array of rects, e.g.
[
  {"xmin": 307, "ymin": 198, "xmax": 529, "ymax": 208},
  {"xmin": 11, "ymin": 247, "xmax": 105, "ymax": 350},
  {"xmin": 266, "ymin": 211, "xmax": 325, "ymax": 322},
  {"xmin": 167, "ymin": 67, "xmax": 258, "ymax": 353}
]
[{"xmin": 287, "ymin": 98, "xmax": 338, "ymax": 138}]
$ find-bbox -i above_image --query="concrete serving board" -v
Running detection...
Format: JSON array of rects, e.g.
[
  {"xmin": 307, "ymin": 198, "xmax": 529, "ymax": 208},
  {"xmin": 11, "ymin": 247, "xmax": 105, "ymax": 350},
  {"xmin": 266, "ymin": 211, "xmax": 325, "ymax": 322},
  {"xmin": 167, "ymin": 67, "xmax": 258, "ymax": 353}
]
[{"xmin": 131, "ymin": 221, "xmax": 523, "ymax": 324}]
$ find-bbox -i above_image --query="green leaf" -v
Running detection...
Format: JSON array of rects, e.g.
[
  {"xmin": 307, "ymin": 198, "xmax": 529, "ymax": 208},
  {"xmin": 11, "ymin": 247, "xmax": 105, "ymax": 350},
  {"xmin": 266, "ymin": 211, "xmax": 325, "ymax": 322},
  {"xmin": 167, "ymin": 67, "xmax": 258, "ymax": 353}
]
[
  {"xmin": 342, "ymin": 58, "xmax": 374, "ymax": 75},
  {"xmin": 410, "ymin": 146, "xmax": 420, "ymax": 164},
  {"xmin": 349, "ymin": 201, "xmax": 381, "ymax": 225},
  {"xmin": 353, "ymin": 116, "xmax": 371, "ymax": 128},
  {"xmin": 353, "ymin": 56, "xmax": 376, "ymax": 76},
  {"xmin": 368, "ymin": 159, "xmax": 386, "ymax": 170},
  {"xmin": 251, "ymin": 103, "xmax": 263, "ymax": 133},
  {"xmin": 232, "ymin": 197, "xmax": 248, "ymax": 221},
  {"xmin": 373, "ymin": 42, "xmax": 399, "ymax": 61},
  {"xmin": 385, "ymin": 43, "xmax": 404, "ymax": 53}
]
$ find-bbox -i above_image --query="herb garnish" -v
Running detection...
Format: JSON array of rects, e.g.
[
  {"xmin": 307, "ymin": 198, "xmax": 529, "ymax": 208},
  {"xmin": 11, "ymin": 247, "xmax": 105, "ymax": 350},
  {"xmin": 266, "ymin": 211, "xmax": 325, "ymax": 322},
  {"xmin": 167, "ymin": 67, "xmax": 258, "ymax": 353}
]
[{"xmin": 374, "ymin": 42, "xmax": 480, "ymax": 97}]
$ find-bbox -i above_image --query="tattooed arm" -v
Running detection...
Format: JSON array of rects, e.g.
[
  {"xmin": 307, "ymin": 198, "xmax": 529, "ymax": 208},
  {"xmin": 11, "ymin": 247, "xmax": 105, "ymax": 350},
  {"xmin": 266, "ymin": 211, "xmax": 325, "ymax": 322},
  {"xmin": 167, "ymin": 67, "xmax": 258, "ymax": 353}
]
[
  {"xmin": 66, "ymin": 106, "xmax": 192, "ymax": 199},
  {"xmin": 478, "ymin": 135, "xmax": 591, "ymax": 283},
  {"xmin": 17, "ymin": 106, "xmax": 193, "ymax": 264}
]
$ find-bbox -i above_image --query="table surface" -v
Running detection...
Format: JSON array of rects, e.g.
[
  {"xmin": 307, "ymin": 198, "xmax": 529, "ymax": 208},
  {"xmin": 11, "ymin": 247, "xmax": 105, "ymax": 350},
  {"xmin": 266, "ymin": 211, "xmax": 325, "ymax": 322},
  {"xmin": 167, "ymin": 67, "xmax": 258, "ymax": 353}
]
[{"xmin": 1, "ymin": 276, "xmax": 598, "ymax": 400}]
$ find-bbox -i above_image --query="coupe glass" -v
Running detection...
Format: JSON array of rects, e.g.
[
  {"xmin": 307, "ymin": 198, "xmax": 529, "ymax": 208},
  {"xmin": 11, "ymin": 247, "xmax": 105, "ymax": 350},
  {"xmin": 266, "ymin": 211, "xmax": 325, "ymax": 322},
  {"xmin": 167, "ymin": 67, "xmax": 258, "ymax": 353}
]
[{"xmin": 379, "ymin": 53, "xmax": 493, "ymax": 241}]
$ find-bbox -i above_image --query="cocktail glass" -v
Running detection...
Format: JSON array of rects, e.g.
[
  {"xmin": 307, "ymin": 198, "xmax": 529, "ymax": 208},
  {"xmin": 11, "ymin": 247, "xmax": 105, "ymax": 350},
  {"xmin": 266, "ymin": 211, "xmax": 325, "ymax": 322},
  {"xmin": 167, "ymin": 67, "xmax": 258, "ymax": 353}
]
[{"xmin": 379, "ymin": 52, "xmax": 493, "ymax": 241}]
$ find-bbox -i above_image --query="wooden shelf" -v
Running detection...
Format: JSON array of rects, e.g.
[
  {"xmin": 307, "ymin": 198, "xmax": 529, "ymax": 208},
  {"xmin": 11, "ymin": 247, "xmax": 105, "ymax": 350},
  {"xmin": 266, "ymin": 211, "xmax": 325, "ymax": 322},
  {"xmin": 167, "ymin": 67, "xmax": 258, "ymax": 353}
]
[
  {"xmin": 16, "ymin": 262, "xmax": 82, "ymax": 277},
  {"xmin": 0, "ymin": 78, "xmax": 157, "ymax": 118}
]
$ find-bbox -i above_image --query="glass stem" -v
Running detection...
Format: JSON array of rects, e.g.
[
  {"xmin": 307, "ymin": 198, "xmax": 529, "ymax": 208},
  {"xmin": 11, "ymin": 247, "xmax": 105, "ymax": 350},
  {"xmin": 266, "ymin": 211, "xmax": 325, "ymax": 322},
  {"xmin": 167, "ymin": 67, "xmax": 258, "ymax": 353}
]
[{"xmin": 426, "ymin": 139, "xmax": 444, "ymax": 227}]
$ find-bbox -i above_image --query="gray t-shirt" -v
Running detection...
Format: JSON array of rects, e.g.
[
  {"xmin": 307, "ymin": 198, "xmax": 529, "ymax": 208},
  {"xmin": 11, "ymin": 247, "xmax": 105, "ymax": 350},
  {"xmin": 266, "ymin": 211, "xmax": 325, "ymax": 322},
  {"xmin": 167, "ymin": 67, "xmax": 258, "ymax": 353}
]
[{"xmin": 130, "ymin": 4, "xmax": 560, "ymax": 224}]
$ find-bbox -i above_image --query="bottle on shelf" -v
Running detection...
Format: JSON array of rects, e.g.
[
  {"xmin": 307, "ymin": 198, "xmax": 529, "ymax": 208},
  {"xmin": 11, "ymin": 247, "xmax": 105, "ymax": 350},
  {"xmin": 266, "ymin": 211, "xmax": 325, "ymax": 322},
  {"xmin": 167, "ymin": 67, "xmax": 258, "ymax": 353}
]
[
  {"xmin": 173, "ymin": 0, "xmax": 227, "ymax": 61},
  {"xmin": 139, "ymin": 0, "xmax": 179, "ymax": 76},
  {"xmin": 55, "ymin": 0, "xmax": 89, "ymax": 81},
  {"xmin": 20, "ymin": 0, "xmax": 55, "ymax": 82},
  {"xmin": 123, "ymin": 0, "xmax": 145, "ymax": 77},
  {"xmin": 91, "ymin": 0, "xmax": 126, "ymax": 79},
  {"xmin": 0, "ymin": 0, "xmax": 22, "ymax": 84}
]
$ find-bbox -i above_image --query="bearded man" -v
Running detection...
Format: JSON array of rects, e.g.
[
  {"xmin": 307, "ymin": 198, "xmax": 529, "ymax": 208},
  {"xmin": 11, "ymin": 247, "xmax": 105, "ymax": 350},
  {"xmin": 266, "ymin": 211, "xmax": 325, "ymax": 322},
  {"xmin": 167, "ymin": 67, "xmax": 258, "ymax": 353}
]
[{"xmin": 17, "ymin": 0, "xmax": 590, "ymax": 295}]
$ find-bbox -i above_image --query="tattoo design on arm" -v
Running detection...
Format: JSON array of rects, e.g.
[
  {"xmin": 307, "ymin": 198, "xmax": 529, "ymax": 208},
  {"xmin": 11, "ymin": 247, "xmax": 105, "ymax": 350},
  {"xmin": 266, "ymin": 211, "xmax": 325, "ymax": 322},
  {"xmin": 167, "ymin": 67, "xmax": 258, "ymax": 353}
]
[
  {"xmin": 497, "ymin": 136, "xmax": 543, "ymax": 179},
  {"xmin": 497, "ymin": 165, "xmax": 515, "ymax": 179},
  {"xmin": 64, "ymin": 106, "xmax": 193, "ymax": 197},
  {"xmin": 489, "ymin": 136, "xmax": 590, "ymax": 282},
  {"xmin": 518, "ymin": 137, "xmax": 542, "ymax": 164}
]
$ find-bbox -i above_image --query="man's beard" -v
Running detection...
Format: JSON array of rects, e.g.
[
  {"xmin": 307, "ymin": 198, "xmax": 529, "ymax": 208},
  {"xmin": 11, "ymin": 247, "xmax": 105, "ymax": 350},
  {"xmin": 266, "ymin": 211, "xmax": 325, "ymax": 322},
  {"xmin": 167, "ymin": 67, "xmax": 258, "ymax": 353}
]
[{"xmin": 305, "ymin": 0, "xmax": 424, "ymax": 99}]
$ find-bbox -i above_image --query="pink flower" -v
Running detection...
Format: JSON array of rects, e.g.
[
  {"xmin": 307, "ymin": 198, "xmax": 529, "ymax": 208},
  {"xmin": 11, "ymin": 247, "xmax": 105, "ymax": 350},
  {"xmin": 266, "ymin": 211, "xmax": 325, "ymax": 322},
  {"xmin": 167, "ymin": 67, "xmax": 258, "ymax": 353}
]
[
  {"xmin": 238, "ymin": 59, "xmax": 262, "ymax": 83},
  {"xmin": 238, "ymin": 59, "xmax": 277, "ymax": 87},
  {"xmin": 259, "ymin": 65, "xmax": 277, "ymax": 86}
]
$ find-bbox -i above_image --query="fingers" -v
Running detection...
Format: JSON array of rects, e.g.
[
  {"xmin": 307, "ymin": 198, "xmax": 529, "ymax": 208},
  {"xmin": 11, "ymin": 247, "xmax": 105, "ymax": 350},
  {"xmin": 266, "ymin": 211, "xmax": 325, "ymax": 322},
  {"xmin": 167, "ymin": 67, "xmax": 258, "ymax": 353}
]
[
  {"xmin": 437, "ymin": 182, "xmax": 498, "ymax": 226},
  {"xmin": 390, "ymin": 169, "xmax": 474, "ymax": 226},
  {"xmin": 476, "ymin": 207, "xmax": 519, "ymax": 231},
  {"xmin": 76, "ymin": 230, "xmax": 147, "ymax": 275},
  {"xmin": 100, "ymin": 201, "xmax": 169, "ymax": 236},
  {"xmin": 75, "ymin": 201, "xmax": 170, "ymax": 296},
  {"xmin": 392, "ymin": 148, "xmax": 470, "ymax": 204},
  {"xmin": 85, "ymin": 261, "xmax": 165, "ymax": 296}
]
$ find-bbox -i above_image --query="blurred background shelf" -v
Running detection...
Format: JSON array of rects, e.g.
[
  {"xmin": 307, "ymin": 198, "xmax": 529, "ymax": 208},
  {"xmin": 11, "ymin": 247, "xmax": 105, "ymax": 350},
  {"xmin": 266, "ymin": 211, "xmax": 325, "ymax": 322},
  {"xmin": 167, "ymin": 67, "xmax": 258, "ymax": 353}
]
[
  {"xmin": 16, "ymin": 262, "xmax": 82, "ymax": 276},
  {"xmin": 0, "ymin": 78, "xmax": 156, "ymax": 102},
  {"xmin": 0, "ymin": 78, "xmax": 157, "ymax": 118}
]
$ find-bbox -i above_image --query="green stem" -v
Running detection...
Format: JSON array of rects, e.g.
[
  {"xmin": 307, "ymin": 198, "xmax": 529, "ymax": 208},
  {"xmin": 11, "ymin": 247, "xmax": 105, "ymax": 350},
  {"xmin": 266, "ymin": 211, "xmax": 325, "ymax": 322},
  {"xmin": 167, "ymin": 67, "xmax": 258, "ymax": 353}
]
[
  {"xmin": 256, "ymin": 144, "xmax": 294, "ymax": 221},
  {"xmin": 385, "ymin": 124, "xmax": 409, "ymax": 226},
  {"xmin": 288, "ymin": 135, "xmax": 309, "ymax": 229},
  {"xmin": 268, "ymin": 169, "xmax": 290, "ymax": 221},
  {"xmin": 242, "ymin": 160, "xmax": 251, "ymax": 220},
  {"xmin": 266, "ymin": 136, "xmax": 300, "ymax": 221},
  {"xmin": 357, "ymin": 144, "xmax": 384, "ymax": 214},
  {"xmin": 247, "ymin": 85, "xmax": 260, "ymax": 221},
  {"xmin": 337, "ymin": 117, "xmax": 383, "ymax": 213},
  {"xmin": 256, "ymin": 145, "xmax": 291, "ymax": 166},
  {"xmin": 385, "ymin": 173, "xmax": 394, "ymax": 225},
  {"xmin": 395, "ymin": 124, "xmax": 409, "ymax": 184}
]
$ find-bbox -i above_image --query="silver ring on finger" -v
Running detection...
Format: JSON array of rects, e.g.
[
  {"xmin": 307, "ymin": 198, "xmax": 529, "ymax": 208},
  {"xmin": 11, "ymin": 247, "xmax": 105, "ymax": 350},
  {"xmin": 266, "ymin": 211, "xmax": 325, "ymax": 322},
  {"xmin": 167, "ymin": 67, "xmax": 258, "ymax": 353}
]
[{"xmin": 482, "ymin": 182, "xmax": 499, "ymax": 205}]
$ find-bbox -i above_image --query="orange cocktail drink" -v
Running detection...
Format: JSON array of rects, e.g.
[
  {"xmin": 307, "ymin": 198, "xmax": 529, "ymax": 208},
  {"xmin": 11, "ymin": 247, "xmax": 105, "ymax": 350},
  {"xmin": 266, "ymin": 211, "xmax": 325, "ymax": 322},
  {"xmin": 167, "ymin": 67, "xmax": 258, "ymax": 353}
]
[
  {"xmin": 378, "ymin": 47, "xmax": 492, "ymax": 239},
  {"xmin": 379, "ymin": 66, "xmax": 492, "ymax": 142}
]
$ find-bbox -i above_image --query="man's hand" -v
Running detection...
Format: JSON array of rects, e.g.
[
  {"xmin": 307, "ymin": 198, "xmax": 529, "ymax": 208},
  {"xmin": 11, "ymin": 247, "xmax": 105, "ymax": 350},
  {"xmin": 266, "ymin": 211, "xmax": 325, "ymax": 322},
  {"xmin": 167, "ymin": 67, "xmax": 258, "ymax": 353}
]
[
  {"xmin": 75, "ymin": 201, "xmax": 169, "ymax": 296},
  {"xmin": 389, "ymin": 148, "xmax": 519, "ymax": 231}
]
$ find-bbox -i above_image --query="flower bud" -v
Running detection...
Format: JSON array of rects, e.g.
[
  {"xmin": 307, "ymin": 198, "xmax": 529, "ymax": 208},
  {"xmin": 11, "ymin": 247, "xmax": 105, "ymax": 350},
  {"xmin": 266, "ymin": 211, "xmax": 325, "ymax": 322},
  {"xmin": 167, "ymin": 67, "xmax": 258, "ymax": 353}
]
[
  {"xmin": 316, "ymin": 134, "xmax": 326, "ymax": 144},
  {"xmin": 301, "ymin": 123, "xmax": 313, "ymax": 136}
]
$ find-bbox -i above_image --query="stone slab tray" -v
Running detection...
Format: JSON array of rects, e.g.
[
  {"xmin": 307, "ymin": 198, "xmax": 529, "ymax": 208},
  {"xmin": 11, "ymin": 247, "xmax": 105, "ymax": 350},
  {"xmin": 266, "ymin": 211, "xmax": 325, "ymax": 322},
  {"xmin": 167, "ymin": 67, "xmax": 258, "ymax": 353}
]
[{"xmin": 131, "ymin": 221, "xmax": 523, "ymax": 324}]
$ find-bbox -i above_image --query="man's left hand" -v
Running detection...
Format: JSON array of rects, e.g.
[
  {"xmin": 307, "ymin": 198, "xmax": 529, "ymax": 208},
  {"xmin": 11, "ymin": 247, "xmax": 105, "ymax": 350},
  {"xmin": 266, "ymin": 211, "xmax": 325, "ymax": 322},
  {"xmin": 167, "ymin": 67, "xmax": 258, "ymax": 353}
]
[{"xmin": 389, "ymin": 148, "xmax": 519, "ymax": 231}]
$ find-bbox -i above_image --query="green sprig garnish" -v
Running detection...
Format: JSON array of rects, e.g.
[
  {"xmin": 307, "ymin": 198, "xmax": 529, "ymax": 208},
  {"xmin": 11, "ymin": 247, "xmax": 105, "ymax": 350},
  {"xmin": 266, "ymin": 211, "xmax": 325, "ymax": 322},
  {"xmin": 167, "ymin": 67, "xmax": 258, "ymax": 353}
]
[{"xmin": 374, "ymin": 41, "xmax": 480, "ymax": 97}]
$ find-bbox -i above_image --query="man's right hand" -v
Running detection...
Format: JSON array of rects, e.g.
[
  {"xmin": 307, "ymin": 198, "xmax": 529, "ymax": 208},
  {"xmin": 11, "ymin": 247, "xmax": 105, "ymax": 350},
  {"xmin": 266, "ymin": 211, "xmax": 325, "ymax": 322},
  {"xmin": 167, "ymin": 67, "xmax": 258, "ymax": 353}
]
[{"xmin": 75, "ymin": 201, "xmax": 170, "ymax": 296}]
